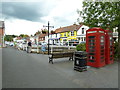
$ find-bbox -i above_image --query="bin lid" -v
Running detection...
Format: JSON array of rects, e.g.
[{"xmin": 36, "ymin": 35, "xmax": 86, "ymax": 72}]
[{"xmin": 75, "ymin": 51, "xmax": 87, "ymax": 55}]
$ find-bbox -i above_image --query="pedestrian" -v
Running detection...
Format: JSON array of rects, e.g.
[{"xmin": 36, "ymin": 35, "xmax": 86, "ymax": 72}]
[{"xmin": 27, "ymin": 41, "xmax": 32, "ymax": 53}]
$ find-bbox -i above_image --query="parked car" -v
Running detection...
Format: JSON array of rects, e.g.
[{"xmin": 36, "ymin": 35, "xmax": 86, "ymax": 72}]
[{"xmin": 9, "ymin": 42, "xmax": 14, "ymax": 47}]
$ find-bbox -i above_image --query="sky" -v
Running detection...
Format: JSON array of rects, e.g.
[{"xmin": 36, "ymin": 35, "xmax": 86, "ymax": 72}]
[{"xmin": 0, "ymin": 0, "xmax": 83, "ymax": 35}]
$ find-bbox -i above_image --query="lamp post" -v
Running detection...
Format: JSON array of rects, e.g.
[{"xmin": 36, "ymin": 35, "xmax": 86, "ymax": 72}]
[{"xmin": 43, "ymin": 21, "xmax": 54, "ymax": 55}]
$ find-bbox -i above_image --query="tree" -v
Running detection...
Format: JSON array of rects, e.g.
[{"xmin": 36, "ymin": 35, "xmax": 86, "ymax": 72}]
[
  {"xmin": 19, "ymin": 34, "xmax": 29, "ymax": 38},
  {"xmin": 41, "ymin": 29, "xmax": 48, "ymax": 34},
  {"xmin": 51, "ymin": 30, "xmax": 56, "ymax": 34},
  {"xmin": 12, "ymin": 35, "xmax": 18, "ymax": 38},
  {"xmin": 77, "ymin": 1, "xmax": 120, "ymax": 60},
  {"xmin": 34, "ymin": 30, "xmax": 41, "ymax": 36},
  {"xmin": 4, "ymin": 35, "xmax": 15, "ymax": 41}
]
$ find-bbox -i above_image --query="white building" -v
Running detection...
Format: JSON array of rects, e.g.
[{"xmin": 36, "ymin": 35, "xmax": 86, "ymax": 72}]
[
  {"xmin": 13, "ymin": 37, "xmax": 17, "ymax": 42},
  {"xmin": 45, "ymin": 33, "xmax": 60, "ymax": 45},
  {"xmin": 34, "ymin": 35, "xmax": 39, "ymax": 45},
  {"xmin": 77, "ymin": 25, "xmax": 89, "ymax": 43},
  {"xmin": 30, "ymin": 36, "xmax": 35, "ymax": 44}
]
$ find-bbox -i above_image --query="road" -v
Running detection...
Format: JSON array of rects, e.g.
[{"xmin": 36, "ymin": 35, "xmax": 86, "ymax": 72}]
[{"xmin": 2, "ymin": 47, "xmax": 118, "ymax": 88}]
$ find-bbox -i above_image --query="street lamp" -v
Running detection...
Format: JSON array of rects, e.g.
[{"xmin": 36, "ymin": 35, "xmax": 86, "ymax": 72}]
[{"xmin": 43, "ymin": 21, "xmax": 54, "ymax": 55}]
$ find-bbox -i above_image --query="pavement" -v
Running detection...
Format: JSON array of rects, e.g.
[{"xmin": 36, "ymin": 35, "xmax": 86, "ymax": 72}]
[
  {"xmin": 0, "ymin": 48, "xmax": 2, "ymax": 89},
  {"xmin": 2, "ymin": 47, "xmax": 118, "ymax": 88}
]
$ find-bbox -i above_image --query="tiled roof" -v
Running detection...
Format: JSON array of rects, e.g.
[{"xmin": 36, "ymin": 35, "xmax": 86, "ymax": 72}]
[
  {"xmin": 0, "ymin": 21, "xmax": 5, "ymax": 28},
  {"xmin": 39, "ymin": 34, "xmax": 47, "ymax": 38},
  {"xmin": 55, "ymin": 24, "xmax": 82, "ymax": 33},
  {"xmin": 17, "ymin": 37, "xmax": 22, "ymax": 40}
]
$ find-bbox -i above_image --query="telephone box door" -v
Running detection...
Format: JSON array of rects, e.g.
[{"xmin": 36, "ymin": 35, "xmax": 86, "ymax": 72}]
[
  {"xmin": 105, "ymin": 30, "xmax": 114, "ymax": 64},
  {"xmin": 86, "ymin": 28, "xmax": 106, "ymax": 68}
]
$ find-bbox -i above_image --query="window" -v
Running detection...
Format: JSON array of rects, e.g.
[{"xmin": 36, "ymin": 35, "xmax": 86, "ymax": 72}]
[
  {"xmin": 82, "ymin": 28, "xmax": 84, "ymax": 34},
  {"xmin": 84, "ymin": 37, "xmax": 86, "ymax": 41},
  {"xmin": 56, "ymin": 34, "xmax": 57, "ymax": 38},
  {"xmin": 81, "ymin": 37, "xmax": 83, "ymax": 41},
  {"xmin": 64, "ymin": 33, "xmax": 66, "ymax": 37},
  {"xmin": 71, "ymin": 31, "xmax": 74, "ymax": 36},
  {"xmin": 68, "ymin": 32, "xmax": 70, "ymax": 36}
]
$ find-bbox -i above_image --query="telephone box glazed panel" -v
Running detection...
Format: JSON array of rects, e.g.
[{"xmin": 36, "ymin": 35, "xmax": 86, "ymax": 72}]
[
  {"xmin": 105, "ymin": 30, "xmax": 114, "ymax": 64},
  {"xmin": 86, "ymin": 28, "xmax": 106, "ymax": 68}
]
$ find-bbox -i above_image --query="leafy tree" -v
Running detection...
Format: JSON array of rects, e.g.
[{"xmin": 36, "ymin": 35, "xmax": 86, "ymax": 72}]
[
  {"xmin": 4, "ymin": 35, "xmax": 13, "ymax": 41},
  {"xmin": 51, "ymin": 30, "xmax": 56, "ymax": 34},
  {"xmin": 19, "ymin": 34, "xmax": 29, "ymax": 38},
  {"xmin": 19, "ymin": 34, "xmax": 24, "ymax": 37},
  {"xmin": 24, "ymin": 34, "xmax": 29, "ymax": 38},
  {"xmin": 77, "ymin": 1, "xmax": 120, "ymax": 60},
  {"xmin": 34, "ymin": 30, "xmax": 41, "ymax": 36},
  {"xmin": 42, "ymin": 29, "xmax": 48, "ymax": 34},
  {"xmin": 12, "ymin": 35, "xmax": 18, "ymax": 38}
]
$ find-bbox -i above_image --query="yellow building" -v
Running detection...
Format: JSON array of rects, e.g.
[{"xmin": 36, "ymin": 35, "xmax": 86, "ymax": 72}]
[{"xmin": 55, "ymin": 24, "xmax": 82, "ymax": 46}]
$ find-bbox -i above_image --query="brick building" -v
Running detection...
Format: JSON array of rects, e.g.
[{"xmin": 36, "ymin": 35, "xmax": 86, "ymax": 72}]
[{"xmin": 0, "ymin": 21, "xmax": 5, "ymax": 47}]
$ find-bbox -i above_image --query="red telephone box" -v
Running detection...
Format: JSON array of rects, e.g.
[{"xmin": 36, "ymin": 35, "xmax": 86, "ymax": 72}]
[
  {"xmin": 105, "ymin": 30, "xmax": 114, "ymax": 64},
  {"xmin": 86, "ymin": 28, "xmax": 106, "ymax": 68}
]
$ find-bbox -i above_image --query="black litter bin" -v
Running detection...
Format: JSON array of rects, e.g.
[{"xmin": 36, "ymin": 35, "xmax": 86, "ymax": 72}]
[{"xmin": 74, "ymin": 51, "xmax": 87, "ymax": 72}]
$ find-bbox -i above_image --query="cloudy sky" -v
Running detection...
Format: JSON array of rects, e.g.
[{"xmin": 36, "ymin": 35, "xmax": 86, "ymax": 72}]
[{"xmin": 0, "ymin": 0, "xmax": 83, "ymax": 35}]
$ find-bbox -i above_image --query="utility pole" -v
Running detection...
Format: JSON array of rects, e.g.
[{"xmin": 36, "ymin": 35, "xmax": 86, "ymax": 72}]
[{"xmin": 43, "ymin": 21, "xmax": 54, "ymax": 55}]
